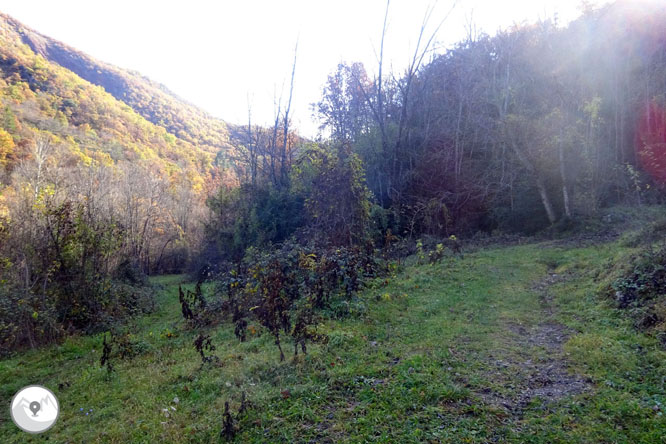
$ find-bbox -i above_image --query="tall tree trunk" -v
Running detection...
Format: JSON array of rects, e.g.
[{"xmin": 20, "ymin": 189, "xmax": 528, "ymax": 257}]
[
  {"xmin": 509, "ymin": 139, "xmax": 558, "ymax": 224},
  {"xmin": 558, "ymin": 141, "xmax": 572, "ymax": 218},
  {"xmin": 280, "ymin": 42, "xmax": 298, "ymax": 187},
  {"xmin": 536, "ymin": 175, "xmax": 558, "ymax": 224}
]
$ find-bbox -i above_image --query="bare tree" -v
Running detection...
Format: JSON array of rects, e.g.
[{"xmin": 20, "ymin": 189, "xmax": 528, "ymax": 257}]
[
  {"xmin": 352, "ymin": 1, "xmax": 456, "ymax": 202},
  {"xmin": 280, "ymin": 40, "xmax": 298, "ymax": 186}
]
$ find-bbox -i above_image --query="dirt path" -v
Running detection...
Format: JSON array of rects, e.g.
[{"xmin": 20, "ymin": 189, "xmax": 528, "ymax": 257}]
[{"xmin": 478, "ymin": 272, "xmax": 591, "ymax": 417}]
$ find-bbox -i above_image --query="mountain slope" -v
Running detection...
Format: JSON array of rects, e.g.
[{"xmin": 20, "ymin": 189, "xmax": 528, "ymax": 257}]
[
  {"xmin": 0, "ymin": 11, "xmax": 241, "ymax": 193},
  {"xmin": 0, "ymin": 12, "xmax": 233, "ymax": 156},
  {"xmin": 0, "ymin": 12, "xmax": 241, "ymax": 278}
]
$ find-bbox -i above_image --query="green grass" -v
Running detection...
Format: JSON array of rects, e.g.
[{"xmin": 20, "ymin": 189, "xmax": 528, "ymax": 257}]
[{"xmin": 1, "ymin": 240, "xmax": 665, "ymax": 442}]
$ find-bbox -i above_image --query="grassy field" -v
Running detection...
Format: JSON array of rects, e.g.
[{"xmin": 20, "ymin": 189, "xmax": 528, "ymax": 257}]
[{"xmin": 1, "ymin": 234, "xmax": 665, "ymax": 442}]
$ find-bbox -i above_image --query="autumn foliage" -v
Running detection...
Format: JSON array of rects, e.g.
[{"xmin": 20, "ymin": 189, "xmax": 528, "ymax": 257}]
[{"xmin": 636, "ymin": 103, "xmax": 666, "ymax": 186}]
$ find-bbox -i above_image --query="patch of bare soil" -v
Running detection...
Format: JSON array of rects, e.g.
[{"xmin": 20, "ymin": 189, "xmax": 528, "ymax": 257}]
[{"xmin": 478, "ymin": 273, "xmax": 591, "ymax": 417}]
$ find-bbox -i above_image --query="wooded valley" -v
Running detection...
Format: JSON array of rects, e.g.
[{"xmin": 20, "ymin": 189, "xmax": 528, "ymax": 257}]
[{"xmin": 1, "ymin": 2, "xmax": 665, "ymax": 442}]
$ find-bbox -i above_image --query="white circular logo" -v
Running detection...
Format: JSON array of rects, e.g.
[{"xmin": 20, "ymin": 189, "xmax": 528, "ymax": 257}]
[{"xmin": 10, "ymin": 385, "xmax": 59, "ymax": 433}]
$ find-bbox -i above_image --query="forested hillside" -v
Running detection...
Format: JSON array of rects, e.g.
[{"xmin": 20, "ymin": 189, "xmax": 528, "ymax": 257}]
[
  {"xmin": 0, "ymin": 13, "xmax": 238, "ymax": 351},
  {"xmin": 205, "ymin": 1, "xmax": 666, "ymax": 297},
  {"xmin": 0, "ymin": 12, "xmax": 234, "ymax": 155},
  {"xmin": 309, "ymin": 1, "xmax": 666, "ymax": 235}
]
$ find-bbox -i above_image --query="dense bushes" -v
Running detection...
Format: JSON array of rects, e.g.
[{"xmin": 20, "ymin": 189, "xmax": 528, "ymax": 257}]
[
  {"xmin": 610, "ymin": 244, "xmax": 666, "ymax": 345},
  {"xmin": 190, "ymin": 239, "xmax": 381, "ymax": 361},
  {"xmin": 206, "ymin": 143, "xmax": 374, "ymax": 267},
  {"xmin": 294, "ymin": 146, "xmax": 372, "ymax": 245},
  {"xmin": 0, "ymin": 199, "xmax": 153, "ymax": 354},
  {"xmin": 206, "ymin": 185, "xmax": 305, "ymax": 264},
  {"xmin": 199, "ymin": 139, "xmax": 468, "ymax": 362},
  {"xmin": 189, "ymin": 218, "xmax": 462, "ymax": 363}
]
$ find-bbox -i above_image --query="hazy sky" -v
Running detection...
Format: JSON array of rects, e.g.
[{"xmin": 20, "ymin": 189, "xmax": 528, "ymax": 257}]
[{"xmin": 0, "ymin": 0, "xmax": 603, "ymax": 137}]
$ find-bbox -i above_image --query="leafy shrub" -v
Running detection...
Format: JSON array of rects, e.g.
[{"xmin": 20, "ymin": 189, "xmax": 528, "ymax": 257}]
[
  {"xmin": 219, "ymin": 392, "xmax": 251, "ymax": 441},
  {"xmin": 179, "ymin": 281, "xmax": 215, "ymax": 327},
  {"xmin": 206, "ymin": 185, "xmax": 305, "ymax": 264},
  {"xmin": 208, "ymin": 239, "xmax": 382, "ymax": 361},
  {"xmin": 220, "ymin": 401, "xmax": 235, "ymax": 441},
  {"xmin": 100, "ymin": 333, "xmax": 114, "ymax": 374},
  {"xmin": 250, "ymin": 252, "xmax": 299, "ymax": 361},
  {"xmin": 0, "ymin": 201, "xmax": 153, "ymax": 353},
  {"xmin": 114, "ymin": 260, "xmax": 147, "ymax": 286},
  {"xmin": 416, "ymin": 235, "xmax": 461, "ymax": 265},
  {"xmin": 296, "ymin": 146, "xmax": 372, "ymax": 246},
  {"xmin": 193, "ymin": 333, "xmax": 218, "ymax": 365},
  {"xmin": 610, "ymin": 245, "xmax": 666, "ymax": 345},
  {"xmin": 428, "ymin": 243, "xmax": 445, "ymax": 263}
]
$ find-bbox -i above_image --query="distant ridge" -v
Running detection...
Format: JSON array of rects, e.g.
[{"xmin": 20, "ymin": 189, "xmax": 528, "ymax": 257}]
[{"xmin": 0, "ymin": 12, "xmax": 234, "ymax": 156}]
